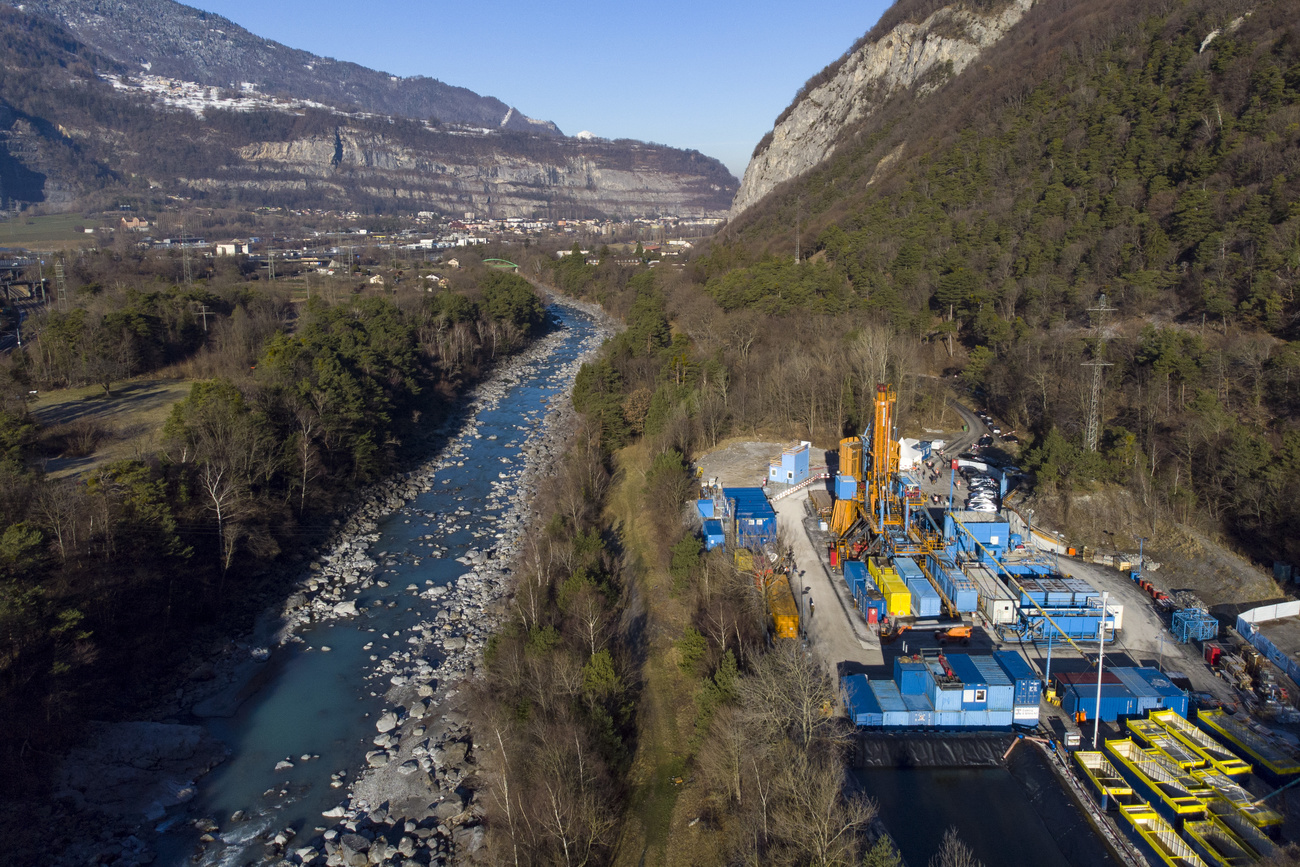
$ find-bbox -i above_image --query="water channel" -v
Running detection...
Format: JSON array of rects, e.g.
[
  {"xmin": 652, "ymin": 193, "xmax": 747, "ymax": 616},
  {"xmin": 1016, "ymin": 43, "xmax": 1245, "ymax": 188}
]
[{"xmin": 159, "ymin": 301, "xmax": 603, "ymax": 866}]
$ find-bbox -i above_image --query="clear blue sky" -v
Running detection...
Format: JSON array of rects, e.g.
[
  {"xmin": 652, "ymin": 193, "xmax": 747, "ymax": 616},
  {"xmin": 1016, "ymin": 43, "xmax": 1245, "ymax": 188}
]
[{"xmin": 188, "ymin": 0, "xmax": 893, "ymax": 179}]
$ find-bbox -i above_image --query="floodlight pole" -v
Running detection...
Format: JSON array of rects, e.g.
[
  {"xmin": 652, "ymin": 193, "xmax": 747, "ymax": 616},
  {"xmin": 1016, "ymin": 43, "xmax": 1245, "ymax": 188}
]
[{"xmin": 1093, "ymin": 590, "xmax": 1109, "ymax": 749}]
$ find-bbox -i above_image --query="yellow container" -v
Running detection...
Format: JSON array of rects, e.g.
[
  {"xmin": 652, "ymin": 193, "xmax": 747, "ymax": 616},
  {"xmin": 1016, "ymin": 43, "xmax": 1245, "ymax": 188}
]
[
  {"xmin": 766, "ymin": 580, "xmax": 799, "ymax": 639},
  {"xmin": 881, "ymin": 579, "xmax": 911, "ymax": 616}
]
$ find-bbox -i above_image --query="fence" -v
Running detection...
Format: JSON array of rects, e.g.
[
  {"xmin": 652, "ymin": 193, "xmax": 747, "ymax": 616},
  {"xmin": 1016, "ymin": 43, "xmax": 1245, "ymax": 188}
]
[{"xmin": 1237, "ymin": 601, "xmax": 1300, "ymax": 686}]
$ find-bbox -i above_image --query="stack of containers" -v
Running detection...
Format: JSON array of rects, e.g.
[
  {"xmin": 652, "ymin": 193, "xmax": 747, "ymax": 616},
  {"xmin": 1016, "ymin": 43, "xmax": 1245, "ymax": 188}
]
[
  {"xmin": 924, "ymin": 657, "xmax": 964, "ymax": 726},
  {"xmin": 1111, "ymin": 668, "xmax": 1190, "ymax": 717},
  {"xmin": 944, "ymin": 654, "xmax": 989, "ymax": 727},
  {"xmin": 1057, "ymin": 671, "xmax": 1137, "ymax": 721},
  {"xmin": 969, "ymin": 655, "xmax": 1016, "ymax": 726},
  {"xmin": 993, "ymin": 650, "xmax": 1043, "ymax": 725},
  {"xmin": 869, "ymin": 557, "xmax": 911, "ymax": 616},
  {"xmin": 845, "ymin": 560, "xmax": 887, "ymax": 624},
  {"xmin": 897, "ymin": 558, "xmax": 941, "ymax": 618},
  {"xmin": 903, "ymin": 692, "xmax": 935, "ymax": 726},
  {"xmin": 724, "ymin": 487, "xmax": 776, "ymax": 548},
  {"xmin": 895, "ymin": 658, "xmax": 930, "ymax": 695},
  {"xmin": 927, "ymin": 554, "xmax": 980, "ymax": 613},
  {"xmin": 868, "ymin": 680, "xmax": 909, "ymax": 726},
  {"xmin": 896, "ymin": 655, "xmax": 937, "ymax": 725}
]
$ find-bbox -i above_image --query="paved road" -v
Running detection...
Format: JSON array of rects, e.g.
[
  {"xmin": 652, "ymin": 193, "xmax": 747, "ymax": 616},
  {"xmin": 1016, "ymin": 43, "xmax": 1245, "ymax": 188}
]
[{"xmin": 773, "ymin": 494, "xmax": 883, "ymax": 674}]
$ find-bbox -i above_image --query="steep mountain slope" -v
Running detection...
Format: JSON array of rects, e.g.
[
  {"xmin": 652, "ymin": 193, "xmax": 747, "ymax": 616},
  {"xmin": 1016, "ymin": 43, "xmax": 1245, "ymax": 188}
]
[
  {"xmin": 700, "ymin": 0, "xmax": 1300, "ymax": 564},
  {"xmin": 731, "ymin": 0, "xmax": 1033, "ymax": 217},
  {"xmin": 2, "ymin": 0, "xmax": 560, "ymax": 134},
  {"xmin": 0, "ymin": 6, "xmax": 736, "ymax": 216}
]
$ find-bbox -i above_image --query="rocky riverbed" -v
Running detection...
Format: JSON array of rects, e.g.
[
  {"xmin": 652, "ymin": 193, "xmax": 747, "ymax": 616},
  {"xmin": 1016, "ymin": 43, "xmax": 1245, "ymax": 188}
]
[{"xmin": 45, "ymin": 296, "xmax": 611, "ymax": 867}]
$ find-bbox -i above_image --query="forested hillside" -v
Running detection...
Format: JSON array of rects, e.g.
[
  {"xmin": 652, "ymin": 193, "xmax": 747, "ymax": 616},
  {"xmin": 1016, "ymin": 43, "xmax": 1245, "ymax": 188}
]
[{"xmin": 710, "ymin": 0, "xmax": 1300, "ymax": 564}]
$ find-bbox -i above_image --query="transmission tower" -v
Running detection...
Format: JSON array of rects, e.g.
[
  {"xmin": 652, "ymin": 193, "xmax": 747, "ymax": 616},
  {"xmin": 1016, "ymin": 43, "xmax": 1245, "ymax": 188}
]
[
  {"xmin": 54, "ymin": 258, "xmax": 67, "ymax": 312},
  {"xmin": 181, "ymin": 226, "xmax": 193, "ymax": 288},
  {"xmin": 1082, "ymin": 292, "xmax": 1116, "ymax": 453}
]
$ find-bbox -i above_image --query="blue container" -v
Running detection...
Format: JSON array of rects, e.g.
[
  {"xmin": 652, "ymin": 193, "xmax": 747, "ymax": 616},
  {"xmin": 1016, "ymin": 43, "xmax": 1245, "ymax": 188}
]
[
  {"xmin": 993, "ymin": 650, "xmax": 1043, "ymax": 707},
  {"xmin": 943, "ymin": 655, "xmax": 989, "ymax": 710},
  {"xmin": 938, "ymin": 711, "xmax": 963, "ymax": 727},
  {"xmin": 931, "ymin": 683, "xmax": 964, "ymax": 712},
  {"xmin": 895, "ymin": 558, "xmax": 926, "ymax": 583},
  {"xmin": 835, "ymin": 474, "xmax": 857, "ymax": 501},
  {"xmin": 1062, "ymin": 682, "xmax": 1136, "ymax": 721},
  {"xmin": 696, "ymin": 499, "xmax": 714, "ymax": 518},
  {"xmin": 988, "ymin": 710, "xmax": 1015, "ymax": 727},
  {"xmin": 1123, "ymin": 667, "xmax": 1189, "ymax": 717},
  {"xmin": 857, "ymin": 589, "xmax": 885, "ymax": 622},
  {"xmin": 903, "ymin": 692, "xmax": 934, "ymax": 726},
  {"xmin": 896, "ymin": 659, "xmax": 930, "ymax": 696},
  {"xmin": 843, "ymin": 675, "xmax": 883, "ymax": 726},
  {"xmin": 844, "ymin": 560, "xmax": 867, "ymax": 596},
  {"xmin": 906, "ymin": 578, "xmax": 942, "ymax": 618},
  {"xmin": 703, "ymin": 519, "xmax": 725, "ymax": 551},
  {"xmin": 870, "ymin": 680, "xmax": 909, "ymax": 727},
  {"xmin": 969, "ymin": 655, "xmax": 1015, "ymax": 711},
  {"xmin": 962, "ymin": 710, "xmax": 990, "ymax": 727}
]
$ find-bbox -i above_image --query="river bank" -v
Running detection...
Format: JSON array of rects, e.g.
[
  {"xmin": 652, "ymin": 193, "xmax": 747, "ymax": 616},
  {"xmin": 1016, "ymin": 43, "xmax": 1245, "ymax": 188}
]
[{"xmin": 41, "ymin": 295, "xmax": 612, "ymax": 867}]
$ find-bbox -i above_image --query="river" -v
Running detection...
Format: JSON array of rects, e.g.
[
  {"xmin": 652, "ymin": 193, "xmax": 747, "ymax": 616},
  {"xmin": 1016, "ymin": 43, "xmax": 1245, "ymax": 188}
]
[{"xmin": 158, "ymin": 300, "xmax": 603, "ymax": 866}]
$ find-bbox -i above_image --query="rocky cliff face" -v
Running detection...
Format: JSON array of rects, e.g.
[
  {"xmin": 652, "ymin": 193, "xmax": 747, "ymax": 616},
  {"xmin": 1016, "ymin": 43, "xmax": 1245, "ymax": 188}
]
[
  {"xmin": 187, "ymin": 128, "xmax": 734, "ymax": 217},
  {"xmin": 730, "ymin": 0, "xmax": 1033, "ymax": 218}
]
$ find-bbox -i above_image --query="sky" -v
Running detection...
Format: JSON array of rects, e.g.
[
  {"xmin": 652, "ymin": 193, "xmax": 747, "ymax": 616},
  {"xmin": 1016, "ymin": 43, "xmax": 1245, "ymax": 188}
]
[{"xmin": 187, "ymin": 0, "xmax": 893, "ymax": 179}]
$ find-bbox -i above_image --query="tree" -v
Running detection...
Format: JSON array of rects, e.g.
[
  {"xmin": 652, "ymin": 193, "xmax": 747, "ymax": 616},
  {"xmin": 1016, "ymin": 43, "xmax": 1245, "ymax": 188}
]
[{"xmin": 929, "ymin": 827, "xmax": 983, "ymax": 867}]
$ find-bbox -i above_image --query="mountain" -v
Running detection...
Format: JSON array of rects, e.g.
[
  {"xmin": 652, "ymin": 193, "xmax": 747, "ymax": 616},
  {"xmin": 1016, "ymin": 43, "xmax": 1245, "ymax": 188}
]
[
  {"xmin": 2, "ymin": 0, "xmax": 561, "ymax": 135},
  {"xmin": 0, "ymin": 2, "xmax": 737, "ymax": 217},
  {"xmin": 700, "ymin": 0, "xmax": 1300, "ymax": 565},
  {"xmin": 731, "ymin": 0, "xmax": 1033, "ymax": 217}
]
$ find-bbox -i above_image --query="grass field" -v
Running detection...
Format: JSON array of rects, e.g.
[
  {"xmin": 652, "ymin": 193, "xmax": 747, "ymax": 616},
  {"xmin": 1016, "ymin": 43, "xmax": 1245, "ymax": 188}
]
[
  {"xmin": 29, "ymin": 378, "xmax": 192, "ymax": 478},
  {"xmin": 0, "ymin": 214, "xmax": 100, "ymax": 245}
]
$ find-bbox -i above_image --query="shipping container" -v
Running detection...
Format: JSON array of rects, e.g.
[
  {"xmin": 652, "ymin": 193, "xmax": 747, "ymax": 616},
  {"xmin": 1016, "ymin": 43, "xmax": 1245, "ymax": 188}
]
[
  {"xmin": 703, "ymin": 519, "xmax": 725, "ymax": 551},
  {"xmin": 895, "ymin": 558, "xmax": 926, "ymax": 584},
  {"xmin": 937, "ymin": 711, "xmax": 964, "ymax": 727},
  {"xmin": 696, "ymin": 499, "xmax": 714, "ymax": 519},
  {"xmin": 904, "ymin": 693, "xmax": 935, "ymax": 726},
  {"xmin": 835, "ymin": 474, "xmax": 857, "ymax": 501},
  {"xmin": 924, "ymin": 662, "xmax": 965, "ymax": 711},
  {"xmin": 870, "ymin": 680, "xmax": 909, "ymax": 727},
  {"xmin": 988, "ymin": 711, "xmax": 1015, "ymax": 727},
  {"xmin": 844, "ymin": 560, "xmax": 867, "ymax": 597},
  {"xmin": 765, "ymin": 579, "xmax": 799, "ymax": 639},
  {"xmin": 907, "ymin": 577, "xmax": 942, "ymax": 618},
  {"xmin": 842, "ymin": 675, "xmax": 882, "ymax": 727},
  {"xmin": 881, "ymin": 581, "xmax": 911, "ymax": 617},
  {"xmin": 969, "ymin": 655, "xmax": 1015, "ymax": 710},
  {"xmin": 1062, "ymin": 682, "xmax": 1137, "ymax": 721},
  {"xmin": 1013, "ymin": 704, "xmax": 1041, "ymax": 725},
  {"xmin": 962, "ymin": 710, "xmax": 990, "ymax": 727},
  {"xmin": 943, "ymin": 654, "xmax": 990, "ymax": 710},
  {"xmin": 1132, "ymin": 668, "xmax": 1189, "ymax": 717},
  {"xmin": 895, "ymin": 659, "xmax": 930, "ymax": 696},
  {"xmin": 993, "ymin": 650, "xmax": 1043, "ymax": 707}
]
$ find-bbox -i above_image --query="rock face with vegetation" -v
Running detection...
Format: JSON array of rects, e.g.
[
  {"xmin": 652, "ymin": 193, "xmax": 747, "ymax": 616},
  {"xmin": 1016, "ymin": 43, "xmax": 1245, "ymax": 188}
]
[{"xmin": 731, "ymin": 0, "xmax": 1033, "ymax": 217}]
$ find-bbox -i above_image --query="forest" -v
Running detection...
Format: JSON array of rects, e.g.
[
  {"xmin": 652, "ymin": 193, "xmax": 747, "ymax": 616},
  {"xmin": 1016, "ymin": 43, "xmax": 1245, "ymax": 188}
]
[{"xmin": 0, "ymin": 245, "xmax": 545, "ymax": 798}]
